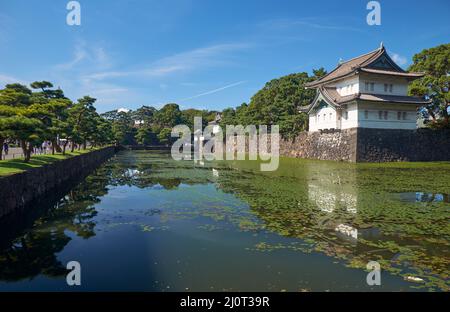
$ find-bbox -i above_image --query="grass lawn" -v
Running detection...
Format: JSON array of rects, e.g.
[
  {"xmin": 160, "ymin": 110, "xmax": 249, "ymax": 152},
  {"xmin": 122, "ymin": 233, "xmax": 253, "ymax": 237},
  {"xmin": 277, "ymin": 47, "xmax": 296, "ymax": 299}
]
[{"xmin": 0, "ymin": 148, "xmax": 100, "ymax": 177}]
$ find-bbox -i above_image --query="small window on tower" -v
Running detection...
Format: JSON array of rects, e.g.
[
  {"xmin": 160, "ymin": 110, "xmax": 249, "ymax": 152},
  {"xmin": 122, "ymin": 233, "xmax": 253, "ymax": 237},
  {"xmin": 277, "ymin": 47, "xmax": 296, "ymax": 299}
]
[
  {"xmin": 370, "ymin": 83, "xmax": 375, "ymax": 91},
  {"xmin": 345, "ymin": 111, "xmax": 349, "ymax": 120},
  {"xmin": 403, "ymin": 112, "xmax": 407, "ymax": 120},
  {"xmin": 384, "ymin": 84, "xmax": 388, "ymax": 92},
  {"xmin": 365, "ymin": 82, "xmax": 369, "ymax": 91},
  {"xmin": 397, "ymin": 112, "xmax": 402, "ymax": 120},
  {"xmin": 389, "ymin": 84, "xmax": 393, "ymax": 93},
  {"xmin": 384, "ymin": 111, "xmax": 388, "ymax": 120},
  {"xmin": 364, "ymin": 110, "xmax": 369, "ymax": 119},
  {"xmin": 378, "ymin": 111, "xmax": 383, "ymax": 119}
]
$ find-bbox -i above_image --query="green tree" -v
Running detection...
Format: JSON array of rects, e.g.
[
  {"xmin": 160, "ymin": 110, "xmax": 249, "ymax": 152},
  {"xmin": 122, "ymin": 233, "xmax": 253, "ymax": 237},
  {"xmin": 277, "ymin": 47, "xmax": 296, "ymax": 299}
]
[
  {"xmin": 132, "ymin": 106, "xmax": 156, "ymax": 124},
  {"xmin": 244, "ymin": 72, "xmax": 316, "ymax": 138},
  {"xmin": 30, "ymin": 81, "xmax": 72, "ymax": 154},
  {"xmin": 91, "ymin": 116, "xmax": 113, "ymax": 148},
  {"xmin": 154, "ymin": 103, "xmax": 182, "ymax": 128},
  {"xmin": 219, "ymin": 107, "xmax": 237, "ymax": 128},
  {"xmin": 408, "ymin": 43, "xmax": 450, "ymax": 128},
  {"xmin": 0, "ymin": 84, "xmax": 43, "ymax": 162},
  {"xmin": 68, "ymin": 96, "xmax": 99, "ymax": 151},
  {"xmin": 135, "ymin": 126, "xmax": 157, "ymax": 145},
  {"xmin": 181, "ymin": 108, "xmax": 210, "ymax": 130},
  {"xmin": 157, "ymin": 128, "xmax": 172, "ymax": 145},
  {"xmin": 110, "ymin": 110, "xmax": 135, "ymax": 145}
]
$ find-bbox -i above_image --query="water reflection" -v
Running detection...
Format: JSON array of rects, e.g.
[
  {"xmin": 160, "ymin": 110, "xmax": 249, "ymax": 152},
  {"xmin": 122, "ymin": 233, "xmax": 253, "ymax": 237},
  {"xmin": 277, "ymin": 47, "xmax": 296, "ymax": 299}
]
[
  {"xmin": 0, "ymin": 151, "xmax": 448, "ymax": 291},
  {"xmin": 213, "ymin": 158, "xmax": 450, "ymax": 291},
  {"xmin": 0, "ymin": 168, "xmax": 108, "ymax": 281},
  {"xmin": 399, "ymin": 192, "xmax": 450, "ymax": 203}
]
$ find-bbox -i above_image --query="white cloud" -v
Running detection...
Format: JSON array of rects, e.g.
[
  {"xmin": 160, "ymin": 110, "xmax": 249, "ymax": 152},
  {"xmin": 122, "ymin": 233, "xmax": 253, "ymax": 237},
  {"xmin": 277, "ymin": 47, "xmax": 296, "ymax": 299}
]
[
  {"xmin": 390, "ymin": 53, "xmax": 408, "ymax": 66},
  {"xmin": 85, "ymin": 42, "xmax": 250, "ymax": 81},
  {"xmin": 117, "ymin": 108, "xmax": 130, "ymax": 113},
  {"xmin": 47, "ymin": 39, "xmax": 134, "ymax": 108},
  {"xmin": 55, "ymin": 39, "xmax": 112, "ymax": 71},
  {"xmin": 0, "ymin": 74, "xmax": 26, "ymax": 86},
  {"xmin": 55, "ymin": 40, "xmax": 88, "ymax": 70}
]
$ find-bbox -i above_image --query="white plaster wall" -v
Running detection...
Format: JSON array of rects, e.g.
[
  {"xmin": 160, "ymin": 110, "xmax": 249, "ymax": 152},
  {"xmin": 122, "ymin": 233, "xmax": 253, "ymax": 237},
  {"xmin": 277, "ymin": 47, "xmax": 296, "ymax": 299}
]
[
  {"xmin": 309, "ymin": 106, "xmax": 338, "ymax": 131},
  {"xmin": 359, "ymin": 74, "xmax": 409, "ymax": 96},
  {"xmin": 309, "ymin": 115, "xmax": 319, "ymax": 132},
  {"xmin": 341, "ymin": 103, "xmax": 358, "ymax": 129},
  {"xmin": 357, "ymin": 102, "xmax": 418, "ymax": 130},
  {"xmin": 334, "ymin": 77, "xmax": 360, "ymax": 96}
]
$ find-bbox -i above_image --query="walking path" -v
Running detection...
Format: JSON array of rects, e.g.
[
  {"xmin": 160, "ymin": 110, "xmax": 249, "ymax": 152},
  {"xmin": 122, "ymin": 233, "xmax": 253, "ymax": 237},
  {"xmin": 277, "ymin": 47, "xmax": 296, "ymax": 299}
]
[{"xmin": 1, "ymin": 147, "xmax": 51, "ymax": 160}]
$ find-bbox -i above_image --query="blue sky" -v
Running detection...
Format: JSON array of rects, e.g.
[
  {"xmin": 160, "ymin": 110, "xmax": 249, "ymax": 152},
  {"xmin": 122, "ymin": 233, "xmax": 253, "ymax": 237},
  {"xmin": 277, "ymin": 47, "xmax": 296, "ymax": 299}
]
[{"xmin": 0, "ymin": 0, "xmax": 449, "ymax": 113}]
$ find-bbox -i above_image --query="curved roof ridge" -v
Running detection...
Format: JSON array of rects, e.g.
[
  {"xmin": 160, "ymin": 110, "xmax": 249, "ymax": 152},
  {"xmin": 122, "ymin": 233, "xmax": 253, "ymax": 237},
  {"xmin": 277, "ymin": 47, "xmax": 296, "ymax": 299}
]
[
  {"xmin": 341, "ymin": 46, "xmax": 383, "ymax": 66},
  {"xmin": 305, "ymin": 47, "xmax": 384, "ymax": 88},
  {"xmin": 304, "ymin": 46, "xmax": 423, "ymax": 88}
]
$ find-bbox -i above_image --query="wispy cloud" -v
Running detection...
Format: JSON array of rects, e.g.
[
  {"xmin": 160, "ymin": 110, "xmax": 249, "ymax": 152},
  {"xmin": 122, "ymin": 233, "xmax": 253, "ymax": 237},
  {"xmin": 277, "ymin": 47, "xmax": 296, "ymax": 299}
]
[
  {"xmin": 178, "ymin": 81, "xmax": 247, "ymax": 102},
  {"xmin": 55, "ymin": 39, "xmax": 112, "ymax": 71},
  {"xmin": 390, "ymin": 52, "xmax": 408, "ymax": 66},
  {"xmin": 91, "ymin": 87, "xmax": 128, "ymax": 95},
  {"xmin": 0, "ymin": 74, "xmax": 26, "ymax": 86},
  {"xmin": 85, "ymin": 43, "xmax": 250, "ymax": 81},
  {"xmin": 259, "ymin": 18, "xmax": 365, "ymax": 33},
  {"xmin": 0, "ymin": 13, "xmax": 13, "ymax": 44},
  {"xmin": 48, "ymin": 39, "xmax": 133, "ymax": 106}
]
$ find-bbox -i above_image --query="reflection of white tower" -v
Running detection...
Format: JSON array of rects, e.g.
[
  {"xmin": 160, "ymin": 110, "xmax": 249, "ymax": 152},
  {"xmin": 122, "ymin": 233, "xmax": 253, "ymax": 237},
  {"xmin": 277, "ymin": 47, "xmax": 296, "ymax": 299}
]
[
  {"xmin": 309, "ymin": 184, "xmax": 337, "ymax": 213},
  {"xmin": 193, "ymin": 128, "xmax": 204, "ymax": 164},
  {"xmin": 335, "ymin": 224, "xmax": 358, "ymax": 239},
  {"xmin": 307, "ymin": 170, "xmax": 358, "ymax": 214},
  {"xmin": 306, "ymin": 162, "xmax": 359, "ymax": 239}
]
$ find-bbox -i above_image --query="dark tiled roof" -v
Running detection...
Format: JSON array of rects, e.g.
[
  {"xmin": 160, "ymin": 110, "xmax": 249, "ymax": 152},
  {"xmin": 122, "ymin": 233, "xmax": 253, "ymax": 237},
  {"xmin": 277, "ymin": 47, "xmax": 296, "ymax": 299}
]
[
  {"xmin": 322, "ymin": 87, "xmax": 358, "ymax": 104},
  {"xmin": 305, "ymin": 46, "xmax": 425, "ymax": 88},
  {"xmin": 357, "ymin": 93, "xmax": 432, "ymax": 104},
  {"xmin": 323, "ymin": 88, "xmax": 431, "ymax": 106},
  {"xmin": 359, "ymin": 68, "xmax": 424, "ymax": 77},
  {"xmin": 300, "ymin": 87, "xmax": 431, "ymax": 114}
]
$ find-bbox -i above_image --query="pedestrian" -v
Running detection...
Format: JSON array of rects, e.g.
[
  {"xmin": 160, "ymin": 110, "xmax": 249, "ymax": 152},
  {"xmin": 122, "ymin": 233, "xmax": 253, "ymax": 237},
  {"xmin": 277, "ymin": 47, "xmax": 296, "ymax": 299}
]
[
  {"xmin": 3, "ymin": 142, "xmax": 8, "ymax": 155},
  {"xmin": 42, "ymin": 141, "xmax": 47, "ymax": 154}
]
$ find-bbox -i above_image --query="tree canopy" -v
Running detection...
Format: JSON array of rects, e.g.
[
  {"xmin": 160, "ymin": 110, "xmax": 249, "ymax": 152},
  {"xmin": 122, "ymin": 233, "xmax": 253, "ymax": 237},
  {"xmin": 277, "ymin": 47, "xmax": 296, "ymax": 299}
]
[
  {"xmin": 408, "ymin": 43, "xmax": 450, "ymax": 128},
  {"xmin": 219, "ymin": 71, "xmax": 323, "ymax": 138},
  {"xmin": 0, "ymin": 83, "xmax": 113, "ymax": 161}
]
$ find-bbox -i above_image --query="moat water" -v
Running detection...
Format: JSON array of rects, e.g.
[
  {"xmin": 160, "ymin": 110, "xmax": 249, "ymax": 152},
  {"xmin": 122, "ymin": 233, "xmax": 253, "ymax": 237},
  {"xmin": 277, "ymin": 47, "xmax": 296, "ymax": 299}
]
[{"xmin": 0, "ymin": 150, "xmax": 449, "ymax": 291}]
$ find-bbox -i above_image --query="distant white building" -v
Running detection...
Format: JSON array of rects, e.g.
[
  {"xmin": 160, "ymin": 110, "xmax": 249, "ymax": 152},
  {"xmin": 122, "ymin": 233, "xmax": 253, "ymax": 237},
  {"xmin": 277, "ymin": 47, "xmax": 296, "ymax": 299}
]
[{"xmin": 302, "ymin": 44, "xmax": 431, "ymax": 132}]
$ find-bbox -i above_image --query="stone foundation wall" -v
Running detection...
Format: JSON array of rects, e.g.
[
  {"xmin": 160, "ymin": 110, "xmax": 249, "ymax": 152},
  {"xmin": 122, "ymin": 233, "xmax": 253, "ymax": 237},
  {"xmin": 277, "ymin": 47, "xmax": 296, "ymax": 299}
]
[
  {"xmin": 0, "ymin": 147, "xmax": 116, "ymax": 219},
  {"xmin": 280, "ymin": 128, "xmax": 450, "ymax": 163},
  {"xmin": 356, "ymin": 128, "xmax": 450, "ymax": 162},
  {"xmin": 280, "ymin": 128, "xmax": 358, "ymax": 162}
]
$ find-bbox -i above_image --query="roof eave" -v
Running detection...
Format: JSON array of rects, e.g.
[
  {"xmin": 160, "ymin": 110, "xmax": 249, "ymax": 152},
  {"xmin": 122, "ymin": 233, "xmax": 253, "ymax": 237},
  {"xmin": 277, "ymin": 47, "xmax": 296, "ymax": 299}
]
[{"xmin": 305, "ymin": 71, "xmax": 359, "ymax": 88}]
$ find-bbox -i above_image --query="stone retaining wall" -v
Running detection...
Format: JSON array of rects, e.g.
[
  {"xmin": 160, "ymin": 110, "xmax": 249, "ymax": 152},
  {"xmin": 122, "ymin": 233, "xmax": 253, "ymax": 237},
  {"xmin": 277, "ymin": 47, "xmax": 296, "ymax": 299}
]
[
  {"xmin": 356, "ymin": 128, "xmax": 450, "ymax": 162},
  {"xmin": 0, "ymin": 147, "xmax": 116, "ymax": 219},
  {"xmin": 280, "ymin": 128, "xmax": 357, "ymax": 162},
  {"xmin": 280, "ymin": 128, "xmax": 450, "ymax": 163}
]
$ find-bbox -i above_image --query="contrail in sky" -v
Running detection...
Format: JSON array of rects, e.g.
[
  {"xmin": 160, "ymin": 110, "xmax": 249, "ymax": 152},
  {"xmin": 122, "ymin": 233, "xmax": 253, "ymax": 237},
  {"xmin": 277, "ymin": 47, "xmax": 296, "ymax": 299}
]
[{"xmin": 178, "ymin": 80, "xmax": 247, "ymax": 102}]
